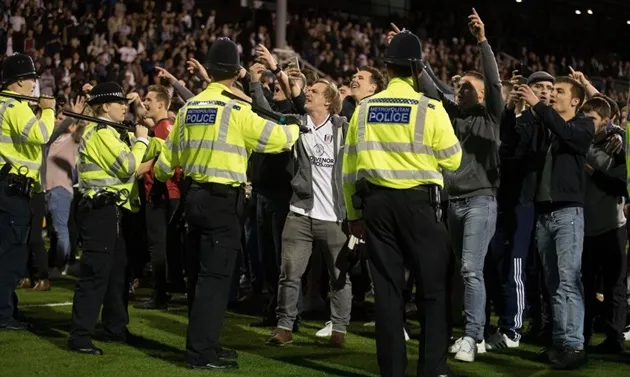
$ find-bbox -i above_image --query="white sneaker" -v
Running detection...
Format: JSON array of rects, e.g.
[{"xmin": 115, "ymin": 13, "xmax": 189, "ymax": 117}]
[
  {"xmin": 316, "ymin": 321, "xmax": 333, "ymax": 337},
  {"xmin": 454, "ymin": 336, "xmax": 477, "ymax": 362},
  {"xmin": 404, "ymin": 328, "xmax": 410, "ymax": 342},
  {"xmin": 449, "ymin": 337, "xmax": 486, "ymax": 354},
  {"xmin": 485, "ymin": 332, "xmax": 520, "ymax": 351},
  {"xmin": 624, "ymin": 325, "xmax": 630, "ymax": 341},
  {"xmin": 363, "ymin": 321, "xmax": 376, "ymax": 327}
]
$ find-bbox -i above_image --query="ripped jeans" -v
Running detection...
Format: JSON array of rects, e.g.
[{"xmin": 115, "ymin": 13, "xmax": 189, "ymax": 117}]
[{"xmin": 448, "ymin": 196, "xmax": 498, "ymax": 341}]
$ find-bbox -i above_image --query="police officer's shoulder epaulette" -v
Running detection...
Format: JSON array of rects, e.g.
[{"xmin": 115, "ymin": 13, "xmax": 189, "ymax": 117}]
[{"xmin": 96, "ymin": 123, "xmax": 108, "ymax": 131}]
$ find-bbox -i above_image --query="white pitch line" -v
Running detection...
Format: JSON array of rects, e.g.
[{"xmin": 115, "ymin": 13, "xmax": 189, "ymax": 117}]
[{"xmin": 20, "ymin": 302, "xmax": 73, "ymax": 308}]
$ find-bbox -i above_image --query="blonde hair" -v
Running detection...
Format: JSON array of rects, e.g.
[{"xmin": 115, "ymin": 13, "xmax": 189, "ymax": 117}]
[{"xmin": 315, "ymin": 79, "xmax": 342, "ymax": 114}]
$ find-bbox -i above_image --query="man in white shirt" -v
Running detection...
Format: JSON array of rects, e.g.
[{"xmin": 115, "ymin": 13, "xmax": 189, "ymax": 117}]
[{"xmin": 267, "ymin": 79, "xmax": 351, "ymax": 347}]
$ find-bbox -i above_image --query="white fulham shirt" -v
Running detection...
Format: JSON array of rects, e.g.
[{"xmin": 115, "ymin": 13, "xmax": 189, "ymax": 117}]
[{"xmin": 290, "ymin": 114, "xmax": 337, "ymax": 222}]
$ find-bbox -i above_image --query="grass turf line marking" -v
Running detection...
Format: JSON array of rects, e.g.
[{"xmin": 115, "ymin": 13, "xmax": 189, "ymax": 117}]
[{"xmin": 19, "ymin": 302, "xmax": 73, "ymax": 308}]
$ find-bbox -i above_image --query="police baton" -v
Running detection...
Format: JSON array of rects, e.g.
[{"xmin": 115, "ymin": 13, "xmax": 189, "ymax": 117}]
[
  {"xmin": 62, "ymin": 110, "xmax": 135, "ymax": 132},
  {"xmin": 221, "ymin": 90, "xmax": 310, "ymax": 133},
  {"xmin": 0, "ymin": 91, "xmax": 54, "ymax": 102},
  {"xmin": 410, "ymin": 58, "xmax": 421, "ymax": 93}
]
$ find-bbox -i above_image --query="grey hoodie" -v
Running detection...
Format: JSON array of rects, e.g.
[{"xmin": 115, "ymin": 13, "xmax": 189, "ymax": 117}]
[
  {"xmin": 420, "ymin": 41, "xmax": 504, "ymax": 199},
  {"xmin": 250, "ymin": 82, "xmax": 349, "ymax": 222}
]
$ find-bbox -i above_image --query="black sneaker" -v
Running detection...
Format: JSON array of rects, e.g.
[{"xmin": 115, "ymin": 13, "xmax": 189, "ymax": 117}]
[
  {"xmin": 536, "ymin": 346, "xmax": 561, "ymax": 364},
  {"xmin": 552, "ymin": 347, "xmax": 587, "ymax": 370}
]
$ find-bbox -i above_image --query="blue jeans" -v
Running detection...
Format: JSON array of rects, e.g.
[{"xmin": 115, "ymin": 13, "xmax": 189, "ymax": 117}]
[
  {"xmin": 45, "ymin": 186, "xmax": 73, "ymax": 267},
  {"xmin": 448, "ymin": 195, "xmax": 498, "ymax": 341},
  {"xmin": 536, "ymin": 207, "xmax": 585, "ymax": 350}
]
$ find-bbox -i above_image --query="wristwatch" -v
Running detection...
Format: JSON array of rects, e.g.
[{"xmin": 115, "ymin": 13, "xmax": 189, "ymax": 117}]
[{"xmin": 272, "ymin": 65, "xmax": 282, "ymax": 75}]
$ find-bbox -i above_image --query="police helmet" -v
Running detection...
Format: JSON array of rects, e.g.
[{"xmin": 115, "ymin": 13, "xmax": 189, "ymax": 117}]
[
  {"xmin": 87, "ymin": 82, "xmax": 130, "ymax": 106},
  {"xmin": 384, "ymin": 31, "xmax": 423, "ymax": 67},
  {"xmin": 205, "ymin": 37, "xmax": 241, "ymax": 74},
  {"xmin": 1, "ymin": 53, "xmax": 38, "ymax": 85}
]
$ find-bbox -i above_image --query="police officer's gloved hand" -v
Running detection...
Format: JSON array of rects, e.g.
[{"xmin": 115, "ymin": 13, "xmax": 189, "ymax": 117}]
[{"xmin": 282, "ymin": 115, "xmax": 310, "ymax": 133}]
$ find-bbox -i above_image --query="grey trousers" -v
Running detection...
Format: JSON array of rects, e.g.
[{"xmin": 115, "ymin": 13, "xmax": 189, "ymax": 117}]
[{"xmin": 276, "ymin": 212, "xmax": 352, "ymax": 333}]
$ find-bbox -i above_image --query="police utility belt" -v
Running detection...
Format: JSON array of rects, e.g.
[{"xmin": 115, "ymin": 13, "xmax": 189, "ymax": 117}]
[
  {"xmin": 0, "ymin": 164, "xmax": 35, "ymax": 198},
  {"xmin": 80, "ymin": 189, "xmax": 129, "ymax": 210},
  {"xmin": 352, "ymin": 178, "xmax": 443, "ymax": 222},
  {"xmin": 191, "ymin": 181, "xmax": 242, "ymax": 197}
]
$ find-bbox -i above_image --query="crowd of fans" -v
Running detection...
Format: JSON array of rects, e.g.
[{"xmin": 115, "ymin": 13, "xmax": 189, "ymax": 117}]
[{"xmin": 1, "ymin": 0, "xmax": 628, "ymax": 109}]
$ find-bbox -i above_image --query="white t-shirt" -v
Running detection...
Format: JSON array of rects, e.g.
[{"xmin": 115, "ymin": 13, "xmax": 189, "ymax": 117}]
[{"xmin": 290, "ymin": 115, "xmax": 337, "ymax": 222}]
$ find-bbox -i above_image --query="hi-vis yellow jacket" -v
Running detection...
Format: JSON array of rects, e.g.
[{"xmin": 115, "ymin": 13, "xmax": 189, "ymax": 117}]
[
  {"xmin": 342, "ymin": 77, "xmax": 462, "ymax": 221},
  {"xmin": 0, "ymin": 90, "xmax": 55, "ymax": 192},
  {"xmin": 154, "ymin": 82, "xmax": 300, "ymax": 186},
  {"xmin": 78, "ymin": 121, "xmax": 162, "ymax": 212}
]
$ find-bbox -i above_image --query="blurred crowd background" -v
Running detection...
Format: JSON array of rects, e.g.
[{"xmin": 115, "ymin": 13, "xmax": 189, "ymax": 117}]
[{"xmin": 1, "ymin": 0, "xmax": 628, "ymax": 111}]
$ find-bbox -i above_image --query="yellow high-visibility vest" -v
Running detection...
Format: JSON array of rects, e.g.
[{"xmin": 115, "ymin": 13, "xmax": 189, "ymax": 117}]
[
  {"xmin": 0, "ymin": 90, "xmax": 55, "ymax": 192},
  {"xmin": 155, "ymin": 82, "xmax": 300, "ymax": 186},
  {"xmin": 78, "ymin": 121, "xmax": 161, "ymax": 212},
  {"xmin": 342, "ymin": 77, "xmax": 463, "ymax": 220}
]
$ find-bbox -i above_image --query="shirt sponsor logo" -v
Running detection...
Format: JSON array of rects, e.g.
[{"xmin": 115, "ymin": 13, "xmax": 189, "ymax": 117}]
[
  {"xmin": 310, "ymin": 155, "xmax": 335, "ymax": 168},
  {"xmin": 367, "ymin": 106, "xmax": 411, "ymax": 124},
  {"xmin": 185, "ymin": 108, "xmax": 218, "ymax": 124},
  {"xmin": 324, "ymin": 134, "xmax": 333, "ymax": 144}
]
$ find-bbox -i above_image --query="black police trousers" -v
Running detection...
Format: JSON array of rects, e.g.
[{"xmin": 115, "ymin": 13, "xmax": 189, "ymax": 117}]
[
  {"xmin": 184, "ymin": 184, "xmax": 242, "ymax": 366},
  {"xmin": 146, "ymin": 198, "xmax": 183, "ymax": 302},
  {"xmin": 69, "ymin": 202, "xmax": 129, "ymax": 347},
  {"xmin": 364, "ymin": 186, "xmax": 450, "ymax": 377},
  {"xmin": 0, "ymin": 179, "xmax": 31, "ymax": 327}
]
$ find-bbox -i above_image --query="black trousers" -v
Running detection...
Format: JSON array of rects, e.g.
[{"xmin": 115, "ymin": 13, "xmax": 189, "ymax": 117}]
[
  {"xmin": 0, "ymin": 180, "xmax": 31, "ymax": 326},
  {"xmin": 364, "ymin": 186, "xmax": 450, "ymax": 377},
  {"xmin": 145, "ymin": 198, "xmax": 183, "ymax": 301},
  {"xmin": 27, "ymin": 191, "xmax": 48, "ymax": 280},
  {"xmin": 583, "ymin": 227, "xmax": 628, "ymax": 345},
  {"xmin": 184, "ymin": 185, "xmax": 243, "ymax": 365},
  {"xmin": 69, "ymin": 202, "xmax": 129, "ymax": 347}
]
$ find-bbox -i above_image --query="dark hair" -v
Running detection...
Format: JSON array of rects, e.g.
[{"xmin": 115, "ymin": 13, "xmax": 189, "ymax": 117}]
[
  {"xmin": 555, "ymin": 76, "xmax": 586, "ymax": 109},
  {"xmin": 582, "ymin": 97, "xmax": 612, "ymax": 119},
  {"xmin": 386, "ymin": 63, "xmax": 412, "ymax": 79},
  {"xmin": 147, "ymin": 85, "xmax": 171, "ymax": 109},
  {"xmin": 593, "ymin": 93, "xmax": 621, "ymax": 124},
  {"xmin": 462, "ymin": 71, "xmax": 484, "ymax": 81},
  {"xmin": 358, "ymin": 66, "xmax": 386, "ymax": 93},
  {"xmin": 303, "ymin": 69, "xmax": 319, "ymax": 86}
]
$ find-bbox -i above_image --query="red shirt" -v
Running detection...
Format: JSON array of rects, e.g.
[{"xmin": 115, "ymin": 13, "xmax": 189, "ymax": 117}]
[{"xmin": 144, "ymin": 118, "xmax": 182, "ymax": 200}]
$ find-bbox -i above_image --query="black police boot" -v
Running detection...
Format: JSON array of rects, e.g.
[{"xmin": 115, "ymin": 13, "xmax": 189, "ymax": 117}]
[
  {"xmin": 68, "ymin": 343, "xmax": 104, "ymax": 356},
  {"xmin": 188, "ymin": 359, "xmax": 238, "ymax": 370}
]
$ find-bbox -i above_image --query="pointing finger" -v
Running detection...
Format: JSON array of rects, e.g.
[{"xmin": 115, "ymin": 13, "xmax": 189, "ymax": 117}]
[{"xmin": 390, "ymin": 23, "xmax": 401, "ymax": 33}]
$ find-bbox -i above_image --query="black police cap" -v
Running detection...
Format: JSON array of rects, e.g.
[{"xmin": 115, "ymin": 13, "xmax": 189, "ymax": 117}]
[
  {"xmin": 384, "ymin": 31, "xmax": 423, "ymax": 67},
  {"xmin": 205, "ymin": 37, "xmax": 241, "ymax": 74},
  {"xmin": 1, "ymin": 53, "xmax": 38, "ymax": 85},
  {"xmin": 87, "ymin": 82, "xmax": 130, "ymax": 105}
]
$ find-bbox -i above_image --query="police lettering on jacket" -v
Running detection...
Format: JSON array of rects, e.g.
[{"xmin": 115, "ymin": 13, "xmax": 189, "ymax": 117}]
[
  {"xmin": 185, "ymin": 108, "xmax": 218, "ymax": 124},
  {"xmin": 367, "ymin": 106, "xmax": 411, "ymax": 124}
]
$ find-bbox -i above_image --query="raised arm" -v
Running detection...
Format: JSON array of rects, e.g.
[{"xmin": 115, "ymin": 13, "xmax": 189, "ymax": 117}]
[{"xmin": 468, "ymin": 9, "xmax": 503, "ymax": 121}]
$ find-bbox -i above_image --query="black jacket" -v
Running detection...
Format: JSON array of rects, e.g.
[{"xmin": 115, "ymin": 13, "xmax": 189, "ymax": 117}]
[
  {"xmin": 498, "ymin": 107, "xmax": 538, "ymax": 206},
  {"xmin": 515, "ymin": 102, "xmax": 595, "ymax": 209}
]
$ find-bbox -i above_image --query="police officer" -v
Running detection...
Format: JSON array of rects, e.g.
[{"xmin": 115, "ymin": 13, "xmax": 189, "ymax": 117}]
[
  {"xmin": 68, "ymin": 82, "xmax": 160, "ymax": 355},
  {"xmin": 0, "ymin": 53, "xmax": 55, "ymax": 331},
  {"xmin": 154, "ymin": 38, "xmax": 301, "ymax": 370},
  {"xmin": 342, "ymin": 31, "xmax": 462, "ymax": 377}
]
